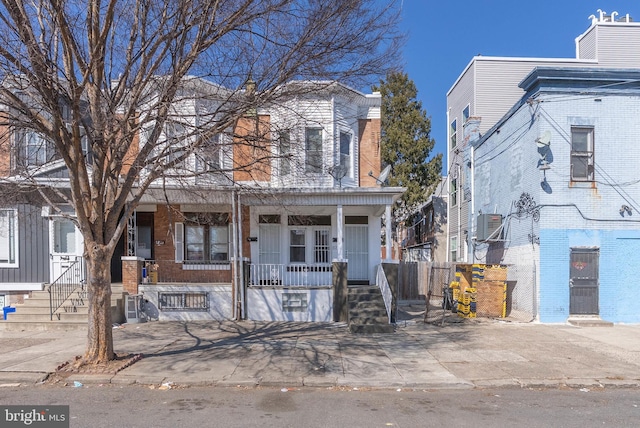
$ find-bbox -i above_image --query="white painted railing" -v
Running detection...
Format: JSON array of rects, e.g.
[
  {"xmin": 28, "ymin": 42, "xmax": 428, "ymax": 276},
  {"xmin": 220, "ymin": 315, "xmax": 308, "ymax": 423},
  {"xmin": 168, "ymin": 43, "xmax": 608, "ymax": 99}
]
[
  {"xmin": 376, "ymin": 264, "xmax": 393, "ymax": 323},
  {"xmin": 250, "ymin": 264, "xmax": 332, "ymax": 287}
]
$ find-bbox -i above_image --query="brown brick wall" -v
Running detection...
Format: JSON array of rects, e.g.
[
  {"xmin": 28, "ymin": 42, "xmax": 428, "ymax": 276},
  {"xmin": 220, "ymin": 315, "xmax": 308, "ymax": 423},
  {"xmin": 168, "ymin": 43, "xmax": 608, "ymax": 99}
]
[
  {"xmin": 0, "ymin": 121, "xmax": 11, "ymax": 177},
  {"xmin": 233, "ymin": 114, "xmax": 271, "ymax": 182},
  {"xmin": 127, "ymin": 204, "xmax": 234, "ymax": 284},
  {"xmin": 122, "ymin": 258, "xmax": 142, "ymax": 294},
  {"xmin": 358, "ymin": 118, "xmax": 381, "ymax": 187}
]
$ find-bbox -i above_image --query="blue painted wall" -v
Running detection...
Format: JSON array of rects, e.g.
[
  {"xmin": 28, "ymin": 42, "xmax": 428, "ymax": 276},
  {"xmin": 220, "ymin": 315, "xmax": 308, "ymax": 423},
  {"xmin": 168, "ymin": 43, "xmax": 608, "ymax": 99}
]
[{"xmin": 540, "ymin": 228, "xmax": 640, "ymax": 323}]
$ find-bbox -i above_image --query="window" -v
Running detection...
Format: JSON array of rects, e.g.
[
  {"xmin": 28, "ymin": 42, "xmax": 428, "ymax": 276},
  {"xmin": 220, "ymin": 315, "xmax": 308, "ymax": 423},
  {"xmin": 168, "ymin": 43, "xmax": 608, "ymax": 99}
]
[
  {"xmin": 178, "ymin": 213, "xmax": 229, "ymax": 262},
  {"xmin": 339, "ymin": 131, "xmax": 351, "ymax": 175},
  {"xmin": 289, "ymin": 229, "xmax": 306, "ymax": 262},
  {"xmin": 0, "ymin": 209, "xmax": 17, "ymax": 267},
  {"xmin": 305, "ymin": 128, "xmax": 323, "ymax": 173},
  {"xmin": 26, "ymin": 132, "xmax": 48, "ymax": 165},
  {"xmin": 158, "ymin": 292, "xmax": 209, "ymax": 311},
  {"xmin": 288, "ymin": 215, "xmax": 331, "ymax": 264},
  {"xmin": 196, "ymin": 133, "xmax": 221, "ymax": 172},
  {"xmin": 450, "ymin": 178, "xmax": 457, "ymax": 207},
  {"xmin": 53, "ymin": 218, "xmax": 77, "ymax": 254},
  {"xmin": 571, "ymin": 127, "xmax": 594, "ymax": 181},
  {"xmin": 462, "ymin": 105, "xmax": 470, "ymax": 124},
  {"xmin": 450, "ymin": 236, "xmax": 457, "ymax": 262},
  {"xmin": 164, "ymin": 121, "xmax": 188, "ymax": 168},
  {"xmin": 450, "ymin": 119, "xmax": 457, "ymax": 149},
  {"xmin": 278, "ymin": 131, "xmax": 291, "ymax": 176}
]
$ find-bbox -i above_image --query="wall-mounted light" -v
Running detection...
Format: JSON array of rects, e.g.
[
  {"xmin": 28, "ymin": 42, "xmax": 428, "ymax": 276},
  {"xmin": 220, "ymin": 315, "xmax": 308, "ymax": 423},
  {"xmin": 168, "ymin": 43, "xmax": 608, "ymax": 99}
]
[{"xmin": 247, "ymin": 236, "xmax": 258, "ymax": 242}]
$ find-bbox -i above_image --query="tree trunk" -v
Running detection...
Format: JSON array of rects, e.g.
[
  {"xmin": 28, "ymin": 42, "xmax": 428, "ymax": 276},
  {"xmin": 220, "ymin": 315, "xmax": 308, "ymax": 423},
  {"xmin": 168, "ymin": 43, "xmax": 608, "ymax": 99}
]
[{"xmin": 83, "ymin": 245, "xmax": 115, "ymax": 364}]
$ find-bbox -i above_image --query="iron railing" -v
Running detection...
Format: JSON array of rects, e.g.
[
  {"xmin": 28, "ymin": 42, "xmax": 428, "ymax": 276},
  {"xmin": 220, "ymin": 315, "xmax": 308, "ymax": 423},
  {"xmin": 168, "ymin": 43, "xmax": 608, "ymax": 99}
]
[{"xmin": 48, "ymin": 257, "xmax": 86, "ymax": 320}]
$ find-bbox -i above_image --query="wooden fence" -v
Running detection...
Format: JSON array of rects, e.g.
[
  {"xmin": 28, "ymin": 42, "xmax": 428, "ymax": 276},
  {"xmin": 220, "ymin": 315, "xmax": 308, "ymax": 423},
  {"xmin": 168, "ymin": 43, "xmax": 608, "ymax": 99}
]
[{"xmin": 398, "ymin": 261, "xmax": 456, "ymax": 302}]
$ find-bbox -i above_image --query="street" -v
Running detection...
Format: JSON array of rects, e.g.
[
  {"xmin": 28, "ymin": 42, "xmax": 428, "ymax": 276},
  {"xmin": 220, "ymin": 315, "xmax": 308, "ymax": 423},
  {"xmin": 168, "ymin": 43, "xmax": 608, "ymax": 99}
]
[{"xmin": 0, "ymin": 384, "xmax": 638, "ymax": 427}]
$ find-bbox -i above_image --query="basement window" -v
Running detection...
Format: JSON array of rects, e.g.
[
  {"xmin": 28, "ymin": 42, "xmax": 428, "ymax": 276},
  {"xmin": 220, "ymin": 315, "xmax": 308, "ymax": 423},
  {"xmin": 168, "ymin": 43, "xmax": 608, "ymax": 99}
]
[{"xmin": 158, "ymin": 292, "xmax": 209, "ymax": 311}]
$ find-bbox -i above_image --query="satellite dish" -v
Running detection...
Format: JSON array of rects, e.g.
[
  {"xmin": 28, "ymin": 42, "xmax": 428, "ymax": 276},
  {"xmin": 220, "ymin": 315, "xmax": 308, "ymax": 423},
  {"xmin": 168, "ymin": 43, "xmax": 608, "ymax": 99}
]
[
  {"xmin": 328, "ymin": 165, "xmax": 348, "ymax": 188},
  {"xmin": 369, "ymin": 164, "xmax": 391, "ymax": 186},
  {"xmin": 536, "ymin": 131, "xmax": 551, "ymax": 148}
]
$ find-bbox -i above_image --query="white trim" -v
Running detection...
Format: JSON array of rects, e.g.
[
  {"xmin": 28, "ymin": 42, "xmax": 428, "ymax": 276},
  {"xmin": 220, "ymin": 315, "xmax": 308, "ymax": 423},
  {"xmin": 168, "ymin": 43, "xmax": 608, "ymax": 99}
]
[
  {"xmin": 0, "ymin": 208, "xmax": 18, "ymax": 268},
  {"xmin": 0, "ymin": 283, "xmax": 44, "ymax": 291}
]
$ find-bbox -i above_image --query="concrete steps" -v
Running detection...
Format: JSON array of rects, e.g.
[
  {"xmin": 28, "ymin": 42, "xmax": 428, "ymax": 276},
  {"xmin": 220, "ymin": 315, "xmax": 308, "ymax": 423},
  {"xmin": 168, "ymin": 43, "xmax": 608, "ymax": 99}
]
[
  {"xmin": 0, "ymin": 284, "xmax": 125, "ymax": 331},
  {"xmin": 348, "ymin": 285, "xmax": 394, "ymax": 334}
]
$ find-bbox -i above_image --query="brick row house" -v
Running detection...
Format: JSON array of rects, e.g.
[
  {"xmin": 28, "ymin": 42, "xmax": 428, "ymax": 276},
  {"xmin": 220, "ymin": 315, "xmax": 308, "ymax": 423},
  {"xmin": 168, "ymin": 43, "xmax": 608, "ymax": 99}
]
[{"xmin": 0, "ymin": 79, "xmax": 404, "ymax": 324}]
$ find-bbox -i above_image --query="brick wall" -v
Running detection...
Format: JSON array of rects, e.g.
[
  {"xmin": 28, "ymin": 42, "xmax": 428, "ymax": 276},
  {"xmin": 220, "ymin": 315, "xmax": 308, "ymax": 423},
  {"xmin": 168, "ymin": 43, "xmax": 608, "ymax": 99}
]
[{"xmin": 358, "ymin": 118, "xmax": 381, "ymax": 187}]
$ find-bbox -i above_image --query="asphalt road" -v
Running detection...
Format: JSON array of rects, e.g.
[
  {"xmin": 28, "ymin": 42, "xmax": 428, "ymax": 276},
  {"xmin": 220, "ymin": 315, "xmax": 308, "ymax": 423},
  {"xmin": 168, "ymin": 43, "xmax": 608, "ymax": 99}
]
[{"xmin": 0, "ymin": 384, "xmax": 639, "ymax": 427}]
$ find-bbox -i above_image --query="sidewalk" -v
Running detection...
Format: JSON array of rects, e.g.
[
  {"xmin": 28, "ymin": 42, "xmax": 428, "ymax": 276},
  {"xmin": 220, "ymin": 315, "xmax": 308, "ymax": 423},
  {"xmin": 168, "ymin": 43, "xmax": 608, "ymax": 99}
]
[{"xmin": 1, "ymin": 318, "xmax": 640, "ymax": 390}]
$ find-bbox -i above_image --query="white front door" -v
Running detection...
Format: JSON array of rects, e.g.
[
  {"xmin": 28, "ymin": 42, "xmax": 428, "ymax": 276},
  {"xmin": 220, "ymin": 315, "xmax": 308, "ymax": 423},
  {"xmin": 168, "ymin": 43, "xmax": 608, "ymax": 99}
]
[
  {"xmin": 50, "ymin": 218, "xmax": 84, "ymax": 283},
  {"xmin": 345, "ymin": 225, "xmax": 369, "ymax": 282}
]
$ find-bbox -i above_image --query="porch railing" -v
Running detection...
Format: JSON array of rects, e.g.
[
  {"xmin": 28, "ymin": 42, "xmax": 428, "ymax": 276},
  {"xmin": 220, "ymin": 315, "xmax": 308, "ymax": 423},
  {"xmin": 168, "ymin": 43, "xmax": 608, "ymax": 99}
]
[
  {"xmin": 250, "ymin": 263, "xmax": 332, "ymax": 287},
  {"xmin": 49, "ymin": 257, "xmax": 86, "ymax": 320},
  {"xmin": 376, "ymin": 264, "xmax": 393, "ymax": 323}
]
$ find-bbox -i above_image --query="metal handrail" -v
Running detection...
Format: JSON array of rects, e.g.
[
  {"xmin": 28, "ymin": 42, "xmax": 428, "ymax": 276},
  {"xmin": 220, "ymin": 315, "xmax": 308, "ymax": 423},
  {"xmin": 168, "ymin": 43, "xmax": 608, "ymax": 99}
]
[
  {"xmin": 48, "ymin": 257, "xmax": 86, "ymax": 320},
  {"xmin": 376, "ymin": 264, "xmax": 393, "ymax": 323}
]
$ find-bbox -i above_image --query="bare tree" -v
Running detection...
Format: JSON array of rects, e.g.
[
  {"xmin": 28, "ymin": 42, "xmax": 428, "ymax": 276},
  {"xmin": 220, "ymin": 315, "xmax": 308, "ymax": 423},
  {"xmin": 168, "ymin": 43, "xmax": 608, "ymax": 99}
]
[{"xmin": 0, "ymin": 0, "xmax": 401, "ymax": 365}]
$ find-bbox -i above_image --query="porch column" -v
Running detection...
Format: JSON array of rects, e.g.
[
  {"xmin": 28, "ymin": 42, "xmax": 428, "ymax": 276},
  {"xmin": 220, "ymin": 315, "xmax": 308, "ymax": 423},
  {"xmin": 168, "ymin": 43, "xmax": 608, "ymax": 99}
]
[
  {"xmin": 336, "ymin": 204, "xmax": 344, "ymax": 261},
  {"xmin": 385, "ymin": 204, "xmax": 392, "ymax": 261}
]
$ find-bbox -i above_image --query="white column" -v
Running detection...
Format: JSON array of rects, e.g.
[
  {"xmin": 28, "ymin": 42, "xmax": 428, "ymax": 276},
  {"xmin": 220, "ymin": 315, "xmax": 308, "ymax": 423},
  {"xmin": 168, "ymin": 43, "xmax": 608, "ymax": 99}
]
[
  {"xmin": 385, "ymin": 204, "xmax": 392, "ymax": 261},
  {"xmin": 337, "ymin": 204, "xmax": 344, "ymax": 261}
]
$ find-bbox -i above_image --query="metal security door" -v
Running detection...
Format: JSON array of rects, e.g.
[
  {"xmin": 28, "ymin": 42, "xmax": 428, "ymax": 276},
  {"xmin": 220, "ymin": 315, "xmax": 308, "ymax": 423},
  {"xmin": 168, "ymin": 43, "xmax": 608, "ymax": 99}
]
[
  {"xmin": 569, "ymin": 248, "xmax": 599, "ymax": 315},
  {"xmin": 345, "ymin": 225, "xmax": 368, "ymax": 282}
]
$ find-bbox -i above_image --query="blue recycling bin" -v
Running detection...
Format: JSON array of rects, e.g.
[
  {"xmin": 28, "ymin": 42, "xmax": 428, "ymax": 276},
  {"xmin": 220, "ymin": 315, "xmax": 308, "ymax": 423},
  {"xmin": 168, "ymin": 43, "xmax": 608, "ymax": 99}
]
[{"xmin": 3, "ymin": 306, "xmax": 15, "ymax": 320}]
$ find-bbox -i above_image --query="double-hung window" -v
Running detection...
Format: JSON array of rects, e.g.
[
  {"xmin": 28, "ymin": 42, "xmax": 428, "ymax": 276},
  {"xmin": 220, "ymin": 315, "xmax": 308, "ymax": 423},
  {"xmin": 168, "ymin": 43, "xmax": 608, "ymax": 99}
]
[
  {"xmin": 450, "ymin": 178, "xmax": 458, "ymax": 207},
  {"xmin": 0, "ymin": 209, "xmax": 17, "ymax": 267},
  {"xmin": 305, "ymin": 128, "xmax": 323, "ymax": 173},
  {"xmin": 339, "ymin": 131, "xmax": 351, "ymax": 176},
  {"xmin": 278, "ymin": 131, "xmax": 291, "ymax": 176},
  {"xmin": 196, "ymin": 133, "xmax": 221, "ymax": 172},
  {"xmin": 571, "ymin": 127, "xmax": 594, "ymax": 181},
  {"xmin": 450, "ymin": 119, "xmax": 457, "ymax": 149}
]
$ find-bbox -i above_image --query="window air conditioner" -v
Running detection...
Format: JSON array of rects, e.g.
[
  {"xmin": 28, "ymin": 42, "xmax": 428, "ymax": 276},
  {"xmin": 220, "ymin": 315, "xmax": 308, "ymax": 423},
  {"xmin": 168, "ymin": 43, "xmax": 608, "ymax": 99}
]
[{"xmin": 476, "ymin": 214, "xmax": 503, "ymax": 241}]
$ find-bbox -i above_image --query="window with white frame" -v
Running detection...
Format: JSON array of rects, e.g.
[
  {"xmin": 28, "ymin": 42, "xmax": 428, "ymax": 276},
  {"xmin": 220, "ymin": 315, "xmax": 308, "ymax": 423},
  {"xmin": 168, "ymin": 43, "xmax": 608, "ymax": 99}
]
[
  {"xmin": 571, "ymin": 127, "xmax": 594, "ymax": 181},
  {"xmin": 175, "ymin": 213, "xmax": 230, "ymax": 262},
  {"xmin": 0, "ymin": 209, "xmax": 18, "ymax": 267},
  {"xmin": 288, "ymin": 215, "xmax": 331, "ymax": 264},
  {"xmin": 278, "ymin": 131, "xmax": 291, "ymax": 176},
  {"xmin": 450, "ymin": 178, "xmax": 457, "ymax": 207},
  {"xmin": 305, "ymin": 128, "xmax": 323, "ymax": 173},
  {"xmin": 53, "ymin": 218, "xmax": 77, "ymax": 254},
  {"xmin": 163, "ymin": 121, "xmax": 188, "ymax": 168},
  {"xmin": 195, "ymin": 133, "xmax": 221, "ymax": 172},
  {"xmin": 450, "ymin": 236, "xmax": 457, "ymax": 262},
  {"xmin": 462, "ymin": 105, "xmax": 470, "ymax": 124},
  {"xmin": 339, "ymin": 131, "xmax": 351, "ymax": 176},
  {"xmin": 450, "ymin": 119, "xmax": 457, "ymax": 149}
]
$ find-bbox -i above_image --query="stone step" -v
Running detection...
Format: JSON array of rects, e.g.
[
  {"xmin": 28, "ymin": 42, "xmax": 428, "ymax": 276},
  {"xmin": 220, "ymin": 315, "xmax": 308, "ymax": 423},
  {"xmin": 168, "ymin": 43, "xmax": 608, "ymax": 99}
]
[
  {"xmin": 347, "ymin": 284, "xmax": 393, "ymax": 334},
  {"xmin": 0, "ymin": 320, "xmax": 87, "ymax": 331}
]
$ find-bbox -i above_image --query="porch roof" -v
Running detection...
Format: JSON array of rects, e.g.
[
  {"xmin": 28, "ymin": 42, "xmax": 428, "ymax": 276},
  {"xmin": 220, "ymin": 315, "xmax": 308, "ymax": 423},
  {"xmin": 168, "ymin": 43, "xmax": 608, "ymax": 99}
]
[{"xmin": 137, "ymin": 186, "xmax": 405, "ymax": 209}]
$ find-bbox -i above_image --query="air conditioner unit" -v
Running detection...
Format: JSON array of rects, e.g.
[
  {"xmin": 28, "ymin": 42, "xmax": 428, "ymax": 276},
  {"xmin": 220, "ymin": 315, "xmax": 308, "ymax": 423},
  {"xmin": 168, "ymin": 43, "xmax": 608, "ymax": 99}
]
[{"xmin": 477, "ymin": 214, "xmax": 503, "ymax": 241}]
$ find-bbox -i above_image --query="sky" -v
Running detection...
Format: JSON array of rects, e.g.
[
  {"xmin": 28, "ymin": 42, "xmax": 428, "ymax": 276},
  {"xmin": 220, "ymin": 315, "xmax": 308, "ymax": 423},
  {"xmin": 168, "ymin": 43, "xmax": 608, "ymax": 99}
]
[{"xmin": 394, "ymin": 0, "xmax": 640, "ymax": 167}]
